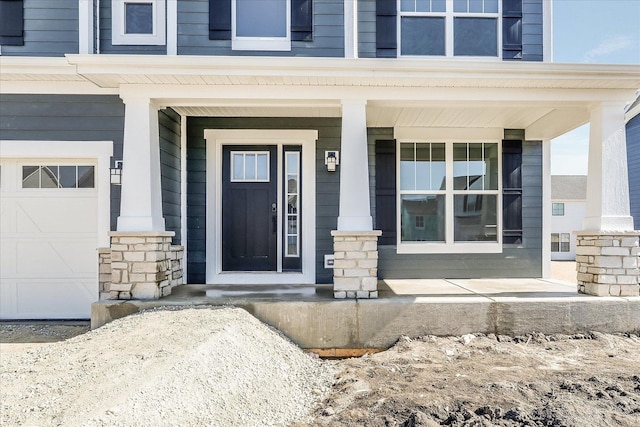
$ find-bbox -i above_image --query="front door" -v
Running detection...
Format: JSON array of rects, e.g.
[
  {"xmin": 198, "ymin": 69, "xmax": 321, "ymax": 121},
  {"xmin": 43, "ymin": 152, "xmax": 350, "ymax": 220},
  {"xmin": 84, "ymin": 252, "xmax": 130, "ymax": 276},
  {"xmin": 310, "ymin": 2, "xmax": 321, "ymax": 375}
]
[{"xmin": 222, "ymin": 145, "xmax": 277, "ymax": 271}]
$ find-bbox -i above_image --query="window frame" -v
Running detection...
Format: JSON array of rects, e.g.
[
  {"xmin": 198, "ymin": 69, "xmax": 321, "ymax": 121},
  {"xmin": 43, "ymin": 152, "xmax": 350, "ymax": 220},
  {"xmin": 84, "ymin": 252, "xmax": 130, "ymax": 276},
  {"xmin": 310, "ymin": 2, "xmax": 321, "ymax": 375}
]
[
  {"xmin": 397, "ymin": 0, "xmax": 502, "ymax": 59},
  {"xmin": 18, "ymin": 162, "xmax": 97, "ymax": 191},
  {"xmin": 396, "ymin": 137, "xmax": 502, "ymax": 254},
  {"xmin": 231, "ymin": 0, "xmax": 292, "ymax": 51},
  {"xmin": 112, "ymin": 0, "xmax": 166, "ymax": 46}
]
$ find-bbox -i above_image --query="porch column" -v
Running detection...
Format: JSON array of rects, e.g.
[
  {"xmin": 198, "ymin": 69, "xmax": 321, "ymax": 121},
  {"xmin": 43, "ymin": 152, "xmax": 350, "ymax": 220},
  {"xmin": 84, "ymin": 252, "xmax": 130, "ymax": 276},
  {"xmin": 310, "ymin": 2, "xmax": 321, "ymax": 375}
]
[
  {"xmin": 105, "ymin": 97, "xmax": 184, "ymax": 300},
  {"xmin": 332, "ymin": 100, "xmax": 381, "ymax": 299},
  {"xmin": 576, "ymin": 103, "xmax": 639, "ymax": 297},
  {"xmin": 117, "ymin": 96, "xmax": 165, "ymax": 232}
]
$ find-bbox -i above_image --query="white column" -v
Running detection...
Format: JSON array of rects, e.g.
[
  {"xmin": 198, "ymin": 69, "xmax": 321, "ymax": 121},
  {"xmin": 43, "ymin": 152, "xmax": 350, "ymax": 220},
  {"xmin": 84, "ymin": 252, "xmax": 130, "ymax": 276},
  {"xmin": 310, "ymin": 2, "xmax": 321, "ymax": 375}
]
[
  {"xmin": 337, "ymin": 100, "xmax": 372, "ymax": 231},
  {"xmin": 117, "ymin": 97, "xmax": 166, "ymax": 231},
  {"xmin": 583, "ymin": 103, "xmax": 634, "ymax": 232}
]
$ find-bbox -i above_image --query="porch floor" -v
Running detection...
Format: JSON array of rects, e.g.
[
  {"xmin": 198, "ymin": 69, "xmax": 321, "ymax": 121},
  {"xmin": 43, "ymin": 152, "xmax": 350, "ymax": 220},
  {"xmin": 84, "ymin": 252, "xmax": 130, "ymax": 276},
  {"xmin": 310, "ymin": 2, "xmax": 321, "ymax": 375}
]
[{"xmin": 92, "ymin": 269, "xmax": 640, "ymax": 350}]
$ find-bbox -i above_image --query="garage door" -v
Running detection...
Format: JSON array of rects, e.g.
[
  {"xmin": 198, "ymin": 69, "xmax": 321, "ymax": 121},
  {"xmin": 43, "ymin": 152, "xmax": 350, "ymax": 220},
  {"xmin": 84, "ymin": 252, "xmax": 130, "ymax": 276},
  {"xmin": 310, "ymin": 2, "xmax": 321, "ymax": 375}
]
[{"xmin": 1, "ymin": 160, "xmax": 99, "ymax": 319}]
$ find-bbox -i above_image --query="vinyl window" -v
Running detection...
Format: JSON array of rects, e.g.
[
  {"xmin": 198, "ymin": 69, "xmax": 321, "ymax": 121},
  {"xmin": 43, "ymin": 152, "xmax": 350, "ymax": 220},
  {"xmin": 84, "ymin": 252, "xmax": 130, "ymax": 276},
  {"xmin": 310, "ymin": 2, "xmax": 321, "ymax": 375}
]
[
  {"xmin": 112, "ymin": 0, "xmax": 166, "ymax": 45},
  {"xmin": 232, "ymin": 0, "xmax": 291, "ymax": 51}
]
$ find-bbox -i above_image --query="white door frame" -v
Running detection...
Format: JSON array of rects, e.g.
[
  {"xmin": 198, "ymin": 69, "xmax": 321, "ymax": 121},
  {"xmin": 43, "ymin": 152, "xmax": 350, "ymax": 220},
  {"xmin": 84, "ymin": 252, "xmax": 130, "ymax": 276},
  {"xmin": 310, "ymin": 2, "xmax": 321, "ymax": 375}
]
[{"xmin": 204, "ymin": 129, "xmax": 317, "ymax": 284}]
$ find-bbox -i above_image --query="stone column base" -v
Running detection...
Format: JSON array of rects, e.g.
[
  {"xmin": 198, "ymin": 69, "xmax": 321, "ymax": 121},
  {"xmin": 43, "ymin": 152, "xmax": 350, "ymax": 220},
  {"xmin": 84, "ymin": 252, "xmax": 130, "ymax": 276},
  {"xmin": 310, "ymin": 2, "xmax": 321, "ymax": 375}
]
[
  {"xmin": 331, "ymin": 230, "xmax": 382, "ymax": 299},
  {"xmin": 107, "ymin": 231, "xmax": 184, "ymax": 300},
  {"xmin": 575, "ymin": 231, "xmax": 639, "ymax": 297}
]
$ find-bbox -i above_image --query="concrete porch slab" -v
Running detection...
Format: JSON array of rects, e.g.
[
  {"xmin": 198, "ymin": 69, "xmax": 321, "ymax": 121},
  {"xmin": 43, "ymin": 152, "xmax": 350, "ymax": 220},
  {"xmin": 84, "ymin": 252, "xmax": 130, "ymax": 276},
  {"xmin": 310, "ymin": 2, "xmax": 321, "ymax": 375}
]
[{"xmin": 92, "ymin": 278, "xmax": 640, "ymax": 350}]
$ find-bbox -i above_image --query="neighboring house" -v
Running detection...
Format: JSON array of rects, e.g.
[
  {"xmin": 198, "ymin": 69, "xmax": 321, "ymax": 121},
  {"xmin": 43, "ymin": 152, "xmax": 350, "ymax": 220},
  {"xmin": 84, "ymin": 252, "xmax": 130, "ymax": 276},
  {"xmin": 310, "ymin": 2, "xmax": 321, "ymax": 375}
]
[
  {"xmin": 1, "ymin": 0, "xmax": 639, "ymax": 319},
  {"xmin": 550, "ymin": 175, "xmax": 586, "ymax": 261},
  {"xmin": 626, "ymin": 96, "xmax": 640, "ymax": 230}
]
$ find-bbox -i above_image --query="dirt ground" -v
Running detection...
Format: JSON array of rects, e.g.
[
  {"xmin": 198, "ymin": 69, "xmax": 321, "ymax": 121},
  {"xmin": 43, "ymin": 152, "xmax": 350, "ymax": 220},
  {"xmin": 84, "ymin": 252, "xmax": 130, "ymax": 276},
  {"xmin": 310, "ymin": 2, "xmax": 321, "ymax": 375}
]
[{"xmin": 303, "ymin": 333, "xmax": 640, "ymax": 427}]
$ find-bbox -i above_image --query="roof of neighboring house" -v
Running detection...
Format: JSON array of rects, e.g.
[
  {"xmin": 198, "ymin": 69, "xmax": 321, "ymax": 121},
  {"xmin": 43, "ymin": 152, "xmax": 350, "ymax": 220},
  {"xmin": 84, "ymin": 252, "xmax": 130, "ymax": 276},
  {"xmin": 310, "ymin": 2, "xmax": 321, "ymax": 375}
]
[{"xmin": 551, "ymin": 175, "xmax": 587, "ymax": 200}]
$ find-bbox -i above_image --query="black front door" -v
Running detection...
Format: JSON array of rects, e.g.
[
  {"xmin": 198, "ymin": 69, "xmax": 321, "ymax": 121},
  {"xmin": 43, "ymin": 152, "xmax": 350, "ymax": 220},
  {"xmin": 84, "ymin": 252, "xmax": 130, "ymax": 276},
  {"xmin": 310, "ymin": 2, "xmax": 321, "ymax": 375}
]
[{"xmin": 222, "ymin": 145, "xmax": 277, "ymax": 271}]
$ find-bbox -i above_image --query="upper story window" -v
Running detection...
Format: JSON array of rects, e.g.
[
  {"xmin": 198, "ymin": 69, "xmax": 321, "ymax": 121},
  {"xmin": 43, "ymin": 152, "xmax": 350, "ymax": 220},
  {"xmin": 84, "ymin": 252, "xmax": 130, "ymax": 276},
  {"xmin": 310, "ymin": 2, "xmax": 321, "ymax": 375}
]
[
  {"xmin": 112, "ymin": 0, "xmax": 166, "ymax": 45},
  {"xmin": 552, "ymin": 202, "xmax": 565, "ymax": 216},
  {"xmin": 399, "ymin": 0, "xmax": 500, "ymax": 58},
  {"xmin": 232, "ymin": 0, "xmax": 291, "ymax": 51}
]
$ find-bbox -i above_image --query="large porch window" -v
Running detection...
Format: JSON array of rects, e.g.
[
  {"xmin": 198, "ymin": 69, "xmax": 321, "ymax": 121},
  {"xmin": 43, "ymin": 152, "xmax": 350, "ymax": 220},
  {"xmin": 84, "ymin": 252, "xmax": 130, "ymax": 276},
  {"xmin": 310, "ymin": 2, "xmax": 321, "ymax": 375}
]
[{"xmin": 397, "ymin": 140, "xmax": 502, "ymax": 254}]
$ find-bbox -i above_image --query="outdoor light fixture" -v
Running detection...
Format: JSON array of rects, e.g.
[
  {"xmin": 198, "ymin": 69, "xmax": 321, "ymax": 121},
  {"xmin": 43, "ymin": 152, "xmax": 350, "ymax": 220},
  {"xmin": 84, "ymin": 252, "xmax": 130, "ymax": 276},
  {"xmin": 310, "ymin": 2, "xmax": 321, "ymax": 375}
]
[
  {"xmin": 110, "ymin": 160, "xmax": 123, "ymax": 185},
  {"xmin": 325, "ymin": 150, "xmax": 339, "ymax": 172}
]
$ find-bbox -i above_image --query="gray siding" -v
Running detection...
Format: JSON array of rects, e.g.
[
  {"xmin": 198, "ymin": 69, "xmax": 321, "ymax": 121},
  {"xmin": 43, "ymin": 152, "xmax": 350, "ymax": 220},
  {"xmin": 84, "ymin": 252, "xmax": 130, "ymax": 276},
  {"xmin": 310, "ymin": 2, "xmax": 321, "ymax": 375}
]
[
  {"xmin": 522, "ymin": 0, "xmax": 544, "ymax": 61},
  {"xmin": 178, "ymin": 0, "xmax": 344, "ymax": 57},
  {"xmin": 99, "ymin": 1, "xmax": 167, "ymax": 54},
  {"xmin": 0, "ymin": 0, "xmax": 78, "ymax": 56},
  {"xmin": 358, "ymin": 0, "xmax": 376, "ymax": 58},
  {"xmin": 371, "ymin": 130, "xmax": 543, "ymax": 279},
  {"xmin": 186, "ymin": 117, "xmax": 340, "ymax": 284},
  {"xmin": 0, "ymin": 94, "xmax": 125, "ymax": 229},
  {"xmin": 626, "ymin": 114, "xmax": 640, "ymax": 230},
  {"xmin": 159, "ymin": 108, "xmax": 182, "ymax": 244}
]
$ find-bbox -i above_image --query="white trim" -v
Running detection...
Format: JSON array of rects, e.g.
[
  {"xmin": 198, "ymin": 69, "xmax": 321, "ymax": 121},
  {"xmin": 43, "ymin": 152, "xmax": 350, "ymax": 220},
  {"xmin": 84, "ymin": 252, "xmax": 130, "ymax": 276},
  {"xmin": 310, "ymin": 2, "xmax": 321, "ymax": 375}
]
[
  {"xmin": 79, "ymin": 0, "xmax": 94, "ymax": 54},
  {"xmin": 395, "ymin": 138, "xmax": 503, "ymax": 254},
  {"xmin": 542, "ymin": 139, "xmax": 551, "ymax": 277},
  {"xmin": 543, "ymin": 0, "xmax": 553, "ymax": 62},
  {"xmin": 344, "ymin": 0, "xmax": 357, "ymax": 58},
  {"xmin": 112, "ymin": 0, "xmax": 166, "ymax": 46},
  {"xmin": 231, "ymin": 0, "xmax": 291, "ymax": 51},
  {"xmin": 204, "ymin": 129, "xmax": 317, "ymax": 285},
  {"xmin": 0, "ymin": 140, "xmax": 113, "ymax": 248},
  {"xmin": 166, "ymin": 0, "xmax": 177, "ymax": 55},
  {"xmin": 180, "ymin": 112, "xmax": 187, "ymax": 280}
]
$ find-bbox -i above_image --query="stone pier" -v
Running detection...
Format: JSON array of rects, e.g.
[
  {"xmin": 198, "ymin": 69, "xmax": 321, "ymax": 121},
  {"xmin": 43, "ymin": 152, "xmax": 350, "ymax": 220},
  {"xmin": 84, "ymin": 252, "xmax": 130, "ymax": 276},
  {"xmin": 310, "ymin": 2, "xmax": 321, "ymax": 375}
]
[
  {"xmin": 575, "ymin": 231, "xmax": 640, "ymax": 297},
  {"xmin": 331, "ymin": 230, "xmax": 382, "ymax": 299}
]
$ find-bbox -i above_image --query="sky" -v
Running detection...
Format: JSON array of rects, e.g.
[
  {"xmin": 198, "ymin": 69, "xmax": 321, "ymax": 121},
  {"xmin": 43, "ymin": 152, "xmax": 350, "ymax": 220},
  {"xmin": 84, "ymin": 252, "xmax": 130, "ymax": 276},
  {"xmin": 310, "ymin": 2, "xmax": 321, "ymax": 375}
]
[{"xmin": 550, "ymin": 0, "xmax": 640, "ymax": 175}]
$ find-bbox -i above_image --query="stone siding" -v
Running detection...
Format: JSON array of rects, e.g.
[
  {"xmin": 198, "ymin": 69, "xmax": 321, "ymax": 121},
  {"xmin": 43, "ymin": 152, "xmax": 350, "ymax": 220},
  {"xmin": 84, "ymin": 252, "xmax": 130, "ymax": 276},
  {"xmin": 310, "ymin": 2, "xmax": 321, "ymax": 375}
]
[
  {"xmin": 98, "ymin": 248, "xmax": 112, "ymax": 300},
  {"xmin": 575, "ymin": 232, "xmax": 640, "ymax": 297},
  {"xmin": 331, "ymin": 230, "xmax": 382, "ymax": 299}
]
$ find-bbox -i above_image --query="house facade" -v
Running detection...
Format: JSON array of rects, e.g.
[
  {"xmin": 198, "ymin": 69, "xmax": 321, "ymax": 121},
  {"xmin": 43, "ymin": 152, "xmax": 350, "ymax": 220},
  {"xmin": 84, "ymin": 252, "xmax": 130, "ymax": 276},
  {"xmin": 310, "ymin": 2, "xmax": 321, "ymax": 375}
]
[
  {"xmin": 550, "ymin": 175, "xmax": 586, "ymax": 261},
  {"xmin": 627, "ymin": 97, "xmax": 640, "ymax": 230},
  {"xmin": 1, "ymin": 0, "xmax": 639, "ymax": 319}
]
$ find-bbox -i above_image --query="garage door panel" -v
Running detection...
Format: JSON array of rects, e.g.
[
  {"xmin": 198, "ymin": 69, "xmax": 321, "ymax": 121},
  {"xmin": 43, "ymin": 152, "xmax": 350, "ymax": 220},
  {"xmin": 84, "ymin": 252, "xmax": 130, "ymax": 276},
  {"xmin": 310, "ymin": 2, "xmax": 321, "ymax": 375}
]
[
  {"xmin": 0, "ymin": 279, "xmax": 95, "ymax": 319},
  {"xmin": 15, "ymin": 239, "xmax": 97, "ymax": 276},
  {"xmin": 16, "ymin": 198, "xmax": 97, "ymax": 233},
  {"xmin": 0, "ymin": 199, "xmax": 17, "ymax": 233}
]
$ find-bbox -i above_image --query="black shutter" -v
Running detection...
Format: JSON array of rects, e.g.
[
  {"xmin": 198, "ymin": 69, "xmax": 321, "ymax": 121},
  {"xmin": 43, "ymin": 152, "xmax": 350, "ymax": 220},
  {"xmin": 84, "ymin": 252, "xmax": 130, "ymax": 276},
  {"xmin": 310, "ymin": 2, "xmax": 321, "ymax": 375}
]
[
  {"xmin": 502, "ymin": 0, "xmax": 522, "ymax": 60},
  {"xmin": 291, "ymin": 0, "xmax": 312, "ymax": 41},
  {"xmin": 0, "ymin": 0, "xmax": 24, "ymax": 46},
  {"xmin": 375, "ymin": 140, "xmax": 397, "ymax": 245},
  {"xmin": 502, "ymin": 140, "xmax": 523, "ymax": 244},
  {"xmin": 209, "ymin": 0, "xmax": 231, "ymax": 40},
  {"xmin": 376, "ymin": 0, "xmax": 397, "ymax": 58}
]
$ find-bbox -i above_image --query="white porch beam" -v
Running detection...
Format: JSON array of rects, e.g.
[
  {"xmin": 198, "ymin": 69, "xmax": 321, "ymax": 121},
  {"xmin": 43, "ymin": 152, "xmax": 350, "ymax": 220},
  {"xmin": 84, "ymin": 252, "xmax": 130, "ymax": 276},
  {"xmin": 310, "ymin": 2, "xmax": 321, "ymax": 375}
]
[
  {"xmin": 337, "ymin": 100, "xmax": 373, "ymax": 231},
  {"xmin": 525, "ymin": 108, "xmax": 590, "ymax": 140},
  {"xmin": 582, "ymin": 103, "xmax": 634, "ymax": 232},
  {"xmin": 117, "ymin": 96, "xmax": 166, "ymax": 231}
]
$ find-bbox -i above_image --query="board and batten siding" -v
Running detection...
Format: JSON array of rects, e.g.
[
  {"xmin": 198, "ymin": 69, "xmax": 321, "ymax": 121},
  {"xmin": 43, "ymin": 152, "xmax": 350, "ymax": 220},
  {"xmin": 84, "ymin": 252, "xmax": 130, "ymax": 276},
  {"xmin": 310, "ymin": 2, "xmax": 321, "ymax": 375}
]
[
  {"xmin": 159, "ymin": 108, "xmax": 182, "ymax": 245},
  {"xmin": 369, "ymin": 129, "xmax": 543, "ymax": 278},
  {"xmin": 0, "ymin": 0, "xmax": 78, "ymax": 56},
  {"xmin": 626, "ymin": 114, "xmax": 640, "ymax": 230},
  {"xmin": 99, "ymin": 0, "xmax": 167, "ymax": 54},
  {"xmin": 186, "ymin": 117, "xmax": 340, "ymax": 284},
  {"xmin": 178, "ymin": 0, "xmax": 344, "ymax": 57},
  {"xmin": 522, "ymin": 0, "xmax": 544, "ymax": 61}
]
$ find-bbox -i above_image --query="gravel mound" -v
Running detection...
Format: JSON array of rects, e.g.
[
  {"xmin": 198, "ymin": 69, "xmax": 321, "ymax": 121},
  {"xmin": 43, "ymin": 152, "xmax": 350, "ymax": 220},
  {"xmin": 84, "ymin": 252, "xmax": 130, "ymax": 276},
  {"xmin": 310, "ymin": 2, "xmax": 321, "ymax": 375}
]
[{"xmin": 1, "ymin": 307, "xmax": 332, "ymax": 426}]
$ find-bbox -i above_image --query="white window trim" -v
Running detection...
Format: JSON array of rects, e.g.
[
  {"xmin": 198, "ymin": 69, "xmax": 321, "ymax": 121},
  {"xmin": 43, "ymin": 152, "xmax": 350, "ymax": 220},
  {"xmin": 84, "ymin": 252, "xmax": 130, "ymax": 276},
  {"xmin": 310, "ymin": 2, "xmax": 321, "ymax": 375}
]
[
  {"xmin": 395, "ymin": 132, "xmax": 502, "ymax": 254},
  {"xmin": 231, "ymin": 0, "xmax": 291, "ymax": 51},
  {"xmin": 204, "ymin": 129, "xmax": 317, "ymax": 285},
  {"xmin": 112, "ymin": 0, "xmax": 166, "ymax": 46},
  {"xmin": 397, "ymin": 0, "xmax": 502, "ymax": 60}
]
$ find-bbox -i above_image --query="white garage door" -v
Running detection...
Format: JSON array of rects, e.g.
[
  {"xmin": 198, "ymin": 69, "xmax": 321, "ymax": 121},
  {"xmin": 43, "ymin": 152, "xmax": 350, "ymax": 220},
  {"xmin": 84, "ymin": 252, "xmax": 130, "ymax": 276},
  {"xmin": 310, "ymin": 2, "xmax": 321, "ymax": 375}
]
[{"xmin": 1, "ymin": 159, "xmax": 99, "ymax": 319}]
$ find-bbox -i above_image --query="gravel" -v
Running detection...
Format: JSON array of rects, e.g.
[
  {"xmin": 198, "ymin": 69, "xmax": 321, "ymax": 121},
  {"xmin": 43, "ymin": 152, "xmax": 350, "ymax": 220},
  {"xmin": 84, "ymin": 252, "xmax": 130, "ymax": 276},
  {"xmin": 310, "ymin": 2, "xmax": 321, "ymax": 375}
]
[{"xmin": 1, "ymin": 307, "xmax": 333, "ymax": 427}]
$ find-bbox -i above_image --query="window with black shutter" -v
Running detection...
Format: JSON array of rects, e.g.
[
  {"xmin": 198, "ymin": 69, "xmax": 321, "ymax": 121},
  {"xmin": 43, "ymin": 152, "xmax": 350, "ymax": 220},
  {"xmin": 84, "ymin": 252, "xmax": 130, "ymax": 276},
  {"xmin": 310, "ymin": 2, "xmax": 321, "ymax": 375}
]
[
  {"xmin": 375, "ymin": 140, "xmax": 397, "ymax": 245},
  {"xmin": 0, "ymin": 0, "xmax": 24, "ymax": 46}
]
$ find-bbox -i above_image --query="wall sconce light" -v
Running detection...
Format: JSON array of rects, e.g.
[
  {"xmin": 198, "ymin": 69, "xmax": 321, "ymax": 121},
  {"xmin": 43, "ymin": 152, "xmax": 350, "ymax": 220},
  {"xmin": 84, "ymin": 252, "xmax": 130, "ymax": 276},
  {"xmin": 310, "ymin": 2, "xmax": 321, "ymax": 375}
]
[
  {"xmin": 110, "ymin": 160, "xmax": 123, "ymax": 185},
  {"xmin": 325, "ymin": 150, "xmax": 339, "ymax": 172}
]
